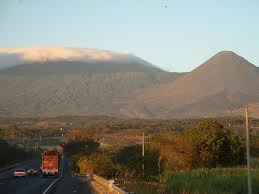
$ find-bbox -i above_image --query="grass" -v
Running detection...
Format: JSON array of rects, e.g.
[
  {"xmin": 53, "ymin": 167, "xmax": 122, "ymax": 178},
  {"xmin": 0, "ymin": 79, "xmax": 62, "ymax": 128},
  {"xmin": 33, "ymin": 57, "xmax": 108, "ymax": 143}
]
[
  {"xmin": 251, "ymin": 157, "xmax": 259, "ymax": 168},
  {"xmin": 163, "ymin": 167, "xmax": 259, "ymax": 194},
  {"xmin": 116, "ymin": 179, "xmax": 167, "ymax": 194},
  {"xmin": 118, "ymin": 160, "xmax": 259, "ymax": 194}
]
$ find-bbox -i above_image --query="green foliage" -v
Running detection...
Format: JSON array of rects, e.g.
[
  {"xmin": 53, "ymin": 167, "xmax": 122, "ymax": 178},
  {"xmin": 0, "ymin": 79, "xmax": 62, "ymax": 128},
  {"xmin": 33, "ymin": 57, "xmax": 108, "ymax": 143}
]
[
  {"xmin": 163, "ymin": 167, "xmax": 259, "ymax": 194},
  {"xmin": 64, "ymin": 118, "xmax": 246, "ymax": 182},
  {"xmin": 0, "ymin": 128, "xmax": 4, "ymax": 139},
  {"xmin": 115, "ymin": 145, "xmax": 160, "ymax": 178},
  {"xmin": 0, "ymin": 139, "xmax": 9, "ymax": 166},
  {"xmin": 190, "ymin": 119, "xmax": 245, "ymax": 167},
  {"xmin": 0, "ymin": 139, "xmax": 34, "ymax": 167},
  {"xmin": 115, "ymin": 145, "xmax": 142, "ymax": 173}
]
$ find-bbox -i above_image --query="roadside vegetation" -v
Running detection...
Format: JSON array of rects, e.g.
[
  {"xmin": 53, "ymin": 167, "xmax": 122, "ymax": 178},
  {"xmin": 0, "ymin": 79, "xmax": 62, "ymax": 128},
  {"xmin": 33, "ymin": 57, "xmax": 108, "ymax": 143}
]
[
  {"xmin": 163, "ymin": 167, "xmax": 259, "ymax": 194},
  {"xmin": 0, "ymin": 127, "xmax": 46, "ymax": 167},
  {"xmin": 0, "ymin": 138, "xmax": 39, "ymax": 167},
  {"xmin": 61, "ymin": 118, "xmax": 259, "ymax": 193},
  {"xmin": 2, "ymin": 116, "xmax": 257, "ymax": 193}
]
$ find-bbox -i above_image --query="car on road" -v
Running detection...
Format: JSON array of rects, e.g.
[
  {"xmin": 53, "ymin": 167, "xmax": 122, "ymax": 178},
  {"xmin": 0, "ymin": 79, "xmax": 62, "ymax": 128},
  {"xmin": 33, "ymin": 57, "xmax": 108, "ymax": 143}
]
[
  {"xmin": 13, "ymin": 169, "xmax": 27, "ymax": 178},
  {"xmin": 27, "ymin": 168, "xmax": 38, "ymax": 176}
]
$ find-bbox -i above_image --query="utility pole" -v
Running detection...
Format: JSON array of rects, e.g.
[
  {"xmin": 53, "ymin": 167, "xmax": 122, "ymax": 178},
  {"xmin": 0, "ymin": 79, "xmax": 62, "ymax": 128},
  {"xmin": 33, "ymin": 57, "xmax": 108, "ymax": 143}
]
[
  {"xmin": 245, "ymin": 104, "xmax": 252, "ymax": 194},
  {"xmin": 142, "ymin": 132, "xmax": 145, "ymax": 177}
]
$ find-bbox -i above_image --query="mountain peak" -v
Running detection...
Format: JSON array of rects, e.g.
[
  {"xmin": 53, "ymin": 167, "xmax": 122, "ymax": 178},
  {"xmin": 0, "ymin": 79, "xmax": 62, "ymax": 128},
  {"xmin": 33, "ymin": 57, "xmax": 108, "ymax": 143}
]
[
  {"xmin": 213, "ymin": 50, "xmax": 242, "ymax": 60},
  {"xmin": 128, "ymin": 51, "xmax": 259, "ymax": 118},
  {"xmin": 217, "ymin": 50, "xmax": 236, "ymax": 55},
  {"xmin": 197, "ymin": 50, "xmax": 257, "ymax": 73}
]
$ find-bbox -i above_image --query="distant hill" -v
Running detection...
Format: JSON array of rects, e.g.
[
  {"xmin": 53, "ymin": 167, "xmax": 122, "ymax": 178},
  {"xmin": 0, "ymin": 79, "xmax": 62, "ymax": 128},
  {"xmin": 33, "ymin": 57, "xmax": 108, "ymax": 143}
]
[
  {"xmin": 0, "ymin": 47, "xmax": 184, "ymax": 117},
  {"xmin": 0, "ymin": 48, "xmax": 258, "ymax": 118},
  {"xmin": 124, "ymin": 51, "xmax": 259, "ymax": 118}
]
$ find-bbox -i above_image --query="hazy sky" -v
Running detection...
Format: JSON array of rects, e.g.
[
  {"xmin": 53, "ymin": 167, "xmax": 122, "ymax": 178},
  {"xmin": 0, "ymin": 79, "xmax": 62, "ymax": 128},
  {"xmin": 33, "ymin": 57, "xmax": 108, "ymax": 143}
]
[{"xmin": 1, "ymin": 0, "xmax": 259, "ymax": 72}]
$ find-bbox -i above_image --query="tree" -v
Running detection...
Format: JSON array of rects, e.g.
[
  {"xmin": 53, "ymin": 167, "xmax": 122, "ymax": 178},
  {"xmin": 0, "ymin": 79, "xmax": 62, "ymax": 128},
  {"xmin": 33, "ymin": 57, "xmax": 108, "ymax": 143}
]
[
  {"xmin": 63, "ymin": 134, "xmax": 100, "ymax": 172},
  {"xmin": 114, "ymin": 145, "xmax": 160, "ymax": 177},
  {"xmin": 0, "ymin": 128, "xmax": 4, "ymax": 139},
  {"xmin": 78, "ymin": 153, "xmax": 116, "ymax": 177},
  {"xmin": 0, "ymin": 139, "xmax": 9, "ymax": 166},
  {"xmin": 188, "ymin": 119, "xmax": 245, "ymax": 167},
  {"xmin": 149, "ymin": 132, "xmax": 199, "ymax": 171},
  {"xmin": 148, "ymin": 119, "xmax": 245, "ymax": 171}
]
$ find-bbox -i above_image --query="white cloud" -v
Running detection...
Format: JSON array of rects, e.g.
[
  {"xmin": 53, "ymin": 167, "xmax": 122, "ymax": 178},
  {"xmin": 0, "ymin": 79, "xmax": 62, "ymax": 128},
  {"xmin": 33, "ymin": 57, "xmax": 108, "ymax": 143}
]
[{"xmin": 0, "ymin": 47, "xmax": 131, "ymax": 63}]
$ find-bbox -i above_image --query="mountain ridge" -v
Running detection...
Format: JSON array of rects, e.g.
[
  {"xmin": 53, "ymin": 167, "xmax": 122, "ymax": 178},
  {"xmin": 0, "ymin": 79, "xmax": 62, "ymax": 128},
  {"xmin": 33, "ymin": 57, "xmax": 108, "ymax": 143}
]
[
  {"xmin": 0, "ymin": 47, "xmax": 184, "ymax": 117},
  {"xmin": 0, "ymin": 48, "xmax": 258, "ymax": 118}
]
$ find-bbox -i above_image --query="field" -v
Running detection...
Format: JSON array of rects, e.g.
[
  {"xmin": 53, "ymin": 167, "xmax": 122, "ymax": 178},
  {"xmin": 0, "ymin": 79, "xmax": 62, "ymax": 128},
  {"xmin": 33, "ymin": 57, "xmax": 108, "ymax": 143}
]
[
  {"xmin": 119, "ymin": 160, "xmax": 259, "ymax": 194},
  {"xmin": 164, "ymin": 167, "xmax": 259, "ymax": 194}
]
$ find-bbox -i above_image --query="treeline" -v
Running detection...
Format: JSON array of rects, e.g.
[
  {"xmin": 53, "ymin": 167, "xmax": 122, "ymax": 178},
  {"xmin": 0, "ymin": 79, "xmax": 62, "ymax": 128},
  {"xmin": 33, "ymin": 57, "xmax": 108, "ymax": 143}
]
[
  {"xmin": 1, "ymin": 126, "xmax": 64, "ymax": 141},
  {"xmin": 148, "ymin": 119, "xmax": 245, "ymax": 171},
  {"xmin": 0, "ymin": 139, "xmax": 39, "ymax": 167},
  {"xmin": 0, "ymin": 128, "xmax": 40, "ymax": 167},
  {"xmin": 63, "ymin": 119, "xmax": 246, "ymax": 179}
]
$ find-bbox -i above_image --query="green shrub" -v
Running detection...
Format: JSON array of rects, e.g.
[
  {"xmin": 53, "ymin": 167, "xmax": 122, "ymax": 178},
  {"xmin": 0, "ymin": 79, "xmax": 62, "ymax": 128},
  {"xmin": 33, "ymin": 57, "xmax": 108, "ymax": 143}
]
[{"xmin": 190, "ymin": 119, "xmax": 245, "ymax": 167}]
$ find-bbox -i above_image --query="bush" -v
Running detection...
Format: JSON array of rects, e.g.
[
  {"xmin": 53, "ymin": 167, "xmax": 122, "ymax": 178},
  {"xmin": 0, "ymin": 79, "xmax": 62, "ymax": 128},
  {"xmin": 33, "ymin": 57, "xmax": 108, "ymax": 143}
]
[
  {"xmin": 189, "ymin": 119, "xmax": 245, "ymax": 167},
  {"xmin": 149, "ymin": 132, "xmax": 199, "ymax": 171},
  {"xmin": 78, "ymin": 153, "xmax": 116, "ymax": 177},
  {"xmin": 115, "ymin": 145, "xmax": 160, "ymax": 178},
  {"xmin": 63, "ymin": 138, "xmax": 100, "ymax": 173},
  {"xmin": 149, "ymin": 119, "xmax": 245, "ymax": 171}
]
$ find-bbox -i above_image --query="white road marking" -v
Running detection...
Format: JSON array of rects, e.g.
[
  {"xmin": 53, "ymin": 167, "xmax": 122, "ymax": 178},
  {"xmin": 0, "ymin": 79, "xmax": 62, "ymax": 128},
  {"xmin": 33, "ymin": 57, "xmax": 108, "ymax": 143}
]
[
  {"xmin": 42, "ymin": 177, "xmax": 61, "ymax": 194},
  {"xmin": 41, "ymin": 158, "xmax": 64, "ymax": 194}
]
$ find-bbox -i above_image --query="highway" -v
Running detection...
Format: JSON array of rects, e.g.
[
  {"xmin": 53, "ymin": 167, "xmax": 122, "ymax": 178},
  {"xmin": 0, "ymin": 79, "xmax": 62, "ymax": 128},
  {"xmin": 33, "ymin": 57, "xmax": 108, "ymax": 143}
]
[{"xmin": 0, "ymin": 159, "xmax": 93, "ymax": 194}]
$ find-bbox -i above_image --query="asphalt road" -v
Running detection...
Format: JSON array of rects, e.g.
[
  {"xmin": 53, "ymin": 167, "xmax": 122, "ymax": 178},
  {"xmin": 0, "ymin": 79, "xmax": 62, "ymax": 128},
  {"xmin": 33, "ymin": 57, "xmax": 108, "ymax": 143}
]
[{"xmin": 0, "ymin": 159, "xmax": 94, "ymax": 194}]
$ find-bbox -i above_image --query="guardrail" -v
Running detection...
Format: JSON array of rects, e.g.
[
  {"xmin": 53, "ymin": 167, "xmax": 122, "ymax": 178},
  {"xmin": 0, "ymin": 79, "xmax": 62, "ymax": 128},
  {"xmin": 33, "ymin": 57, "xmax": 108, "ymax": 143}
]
[{"xmin": 91, "ymin": 174, "xmax": 128, "ymax": 194}]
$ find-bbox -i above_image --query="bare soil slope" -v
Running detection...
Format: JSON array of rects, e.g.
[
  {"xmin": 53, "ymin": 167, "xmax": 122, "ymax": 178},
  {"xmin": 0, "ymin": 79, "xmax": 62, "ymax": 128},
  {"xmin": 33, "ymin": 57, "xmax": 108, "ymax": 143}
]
[{"xmin": 125, "ymin": 51, "xmax": 259, "ymax": 118}]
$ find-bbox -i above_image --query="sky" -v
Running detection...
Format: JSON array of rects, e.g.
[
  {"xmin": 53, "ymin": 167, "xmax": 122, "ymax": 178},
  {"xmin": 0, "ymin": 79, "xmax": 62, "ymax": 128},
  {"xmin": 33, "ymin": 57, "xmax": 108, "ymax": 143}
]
[{"xmin": 1, "ymin": 0, "xmax": 259, "ymax": 72}]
